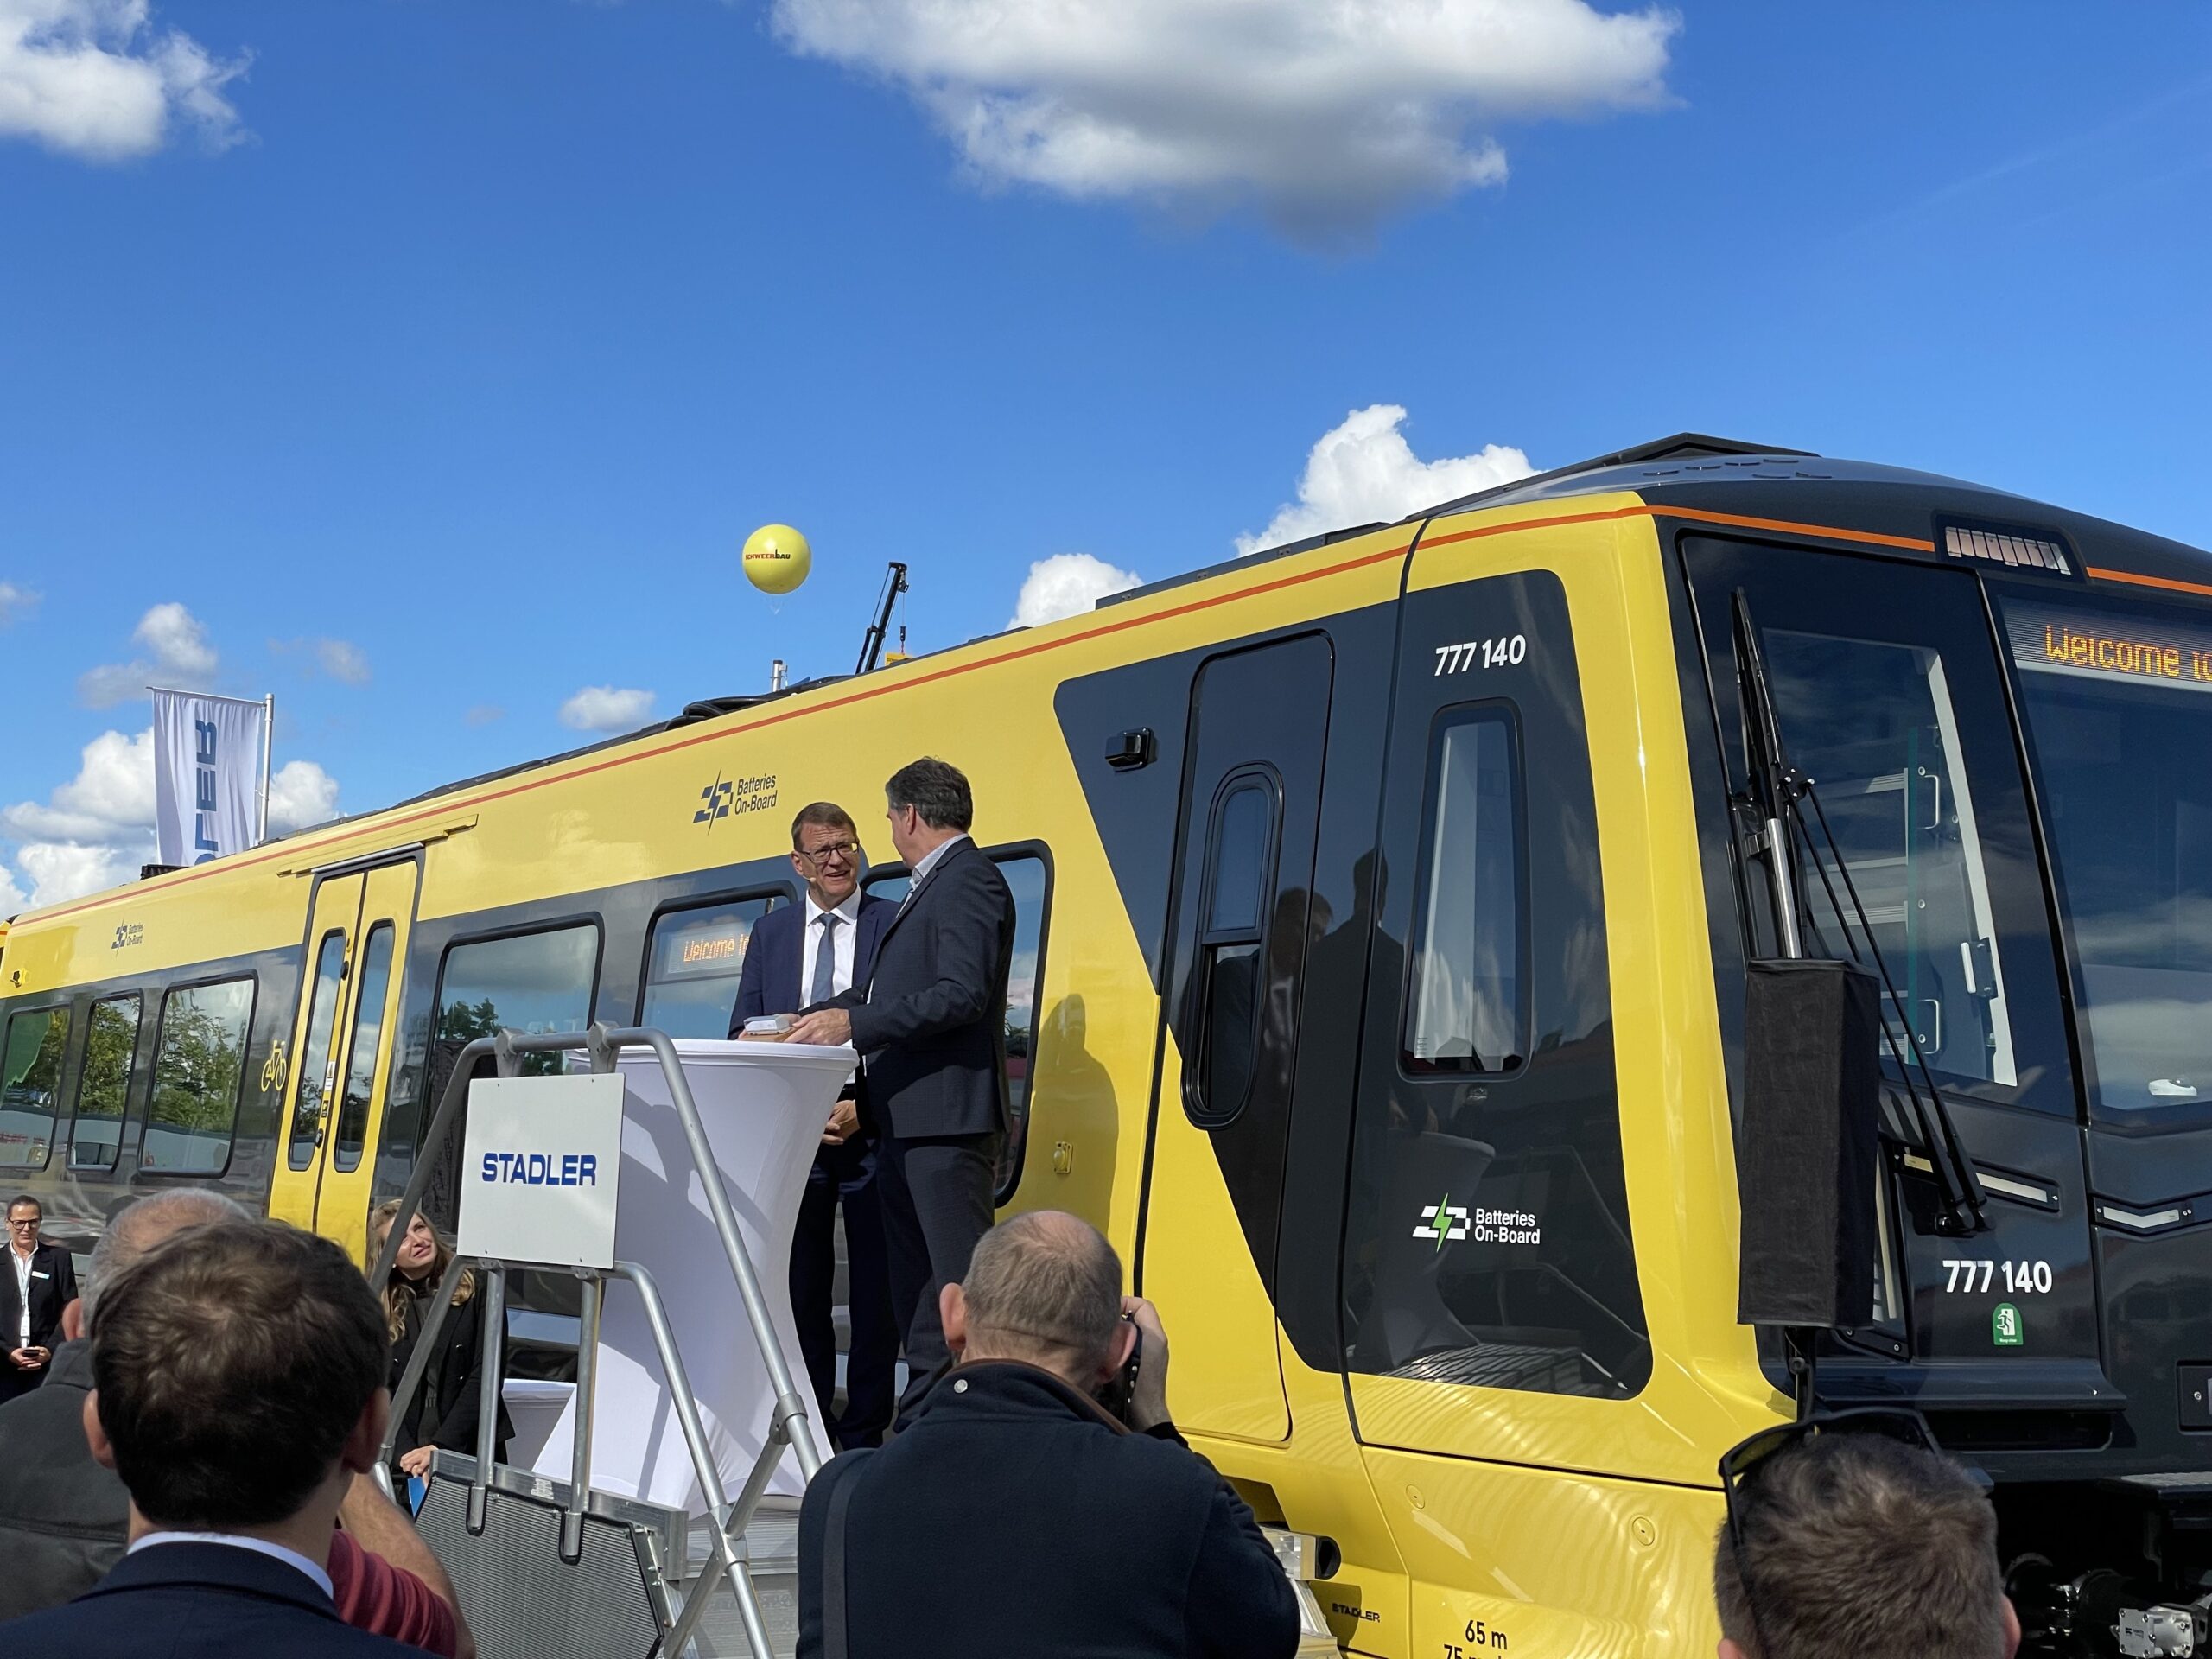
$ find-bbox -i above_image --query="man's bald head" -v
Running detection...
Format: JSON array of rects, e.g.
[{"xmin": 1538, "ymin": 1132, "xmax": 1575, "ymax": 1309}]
[
  {"xmin": 84, "ymin": 1189, "xmax": 251, "ymax": 1328},
  {"xmin": 953, "ymin": 1211, "xmax": 1126, "ymax": 1380}
]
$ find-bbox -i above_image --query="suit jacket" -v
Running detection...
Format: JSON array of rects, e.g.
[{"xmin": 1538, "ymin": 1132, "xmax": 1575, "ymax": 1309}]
[
  {"xmin": 796, "ymin": 1363, "xmax": 1300, "ymax": 1659},
  {"xmin": 1, "ymin": 1240, "xmax": 77, "ymax": 1355},
  {"xmin": 730, "ymin": 893, "xmax": 895, "ymax": 1028},
  {"xmin": 833, "ymin": 839, "xmax": 1016, "ymax": 1141},
  {"xmin": 0, "ymin": 1540, "xmax": 429, "ymax": 1657},
  {"xmin": 0, "ymin": 1340, "xmax": 126, "ymax": 1619}
]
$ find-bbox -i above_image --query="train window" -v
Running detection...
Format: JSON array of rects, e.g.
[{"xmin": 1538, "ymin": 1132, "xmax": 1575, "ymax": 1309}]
[
  {"xmin": 1761, "ymin": 625, "xmax": 2019, "ymax": 1088},
  {"xmin": 145, "ymin": 977, "xmax": 256, "ymax": 1174},
  {"xmin": 69, "ymin": 995, "xmax": 141, "ymax": 1171},
  {"xmin": 1185, "ymin": 772, "xmax": 1281, "ymax": 1128},
  {"xmin": 333, "ymin": 924, "xmax": 395, "ymax": 1172},
  {"xmin": 1403, "ymin": 709, "xmax": 1525, "ymax": 1073},
  {"xmin": 639, "ymin": 895, "xmax": 780, "ymax": 1039},
  {"xmin": 0, "ymin": 1005, "xmax": 71, "ymax": 1170},
  {"xmin": 861, "ymin": 847, "xmax": 1053, "ymax": 1201},
  {"xmin": 287, "ymin": 930, "xmax": 347, "ymax": 1171},
  {"xmin": 435, "ymin": 925, "xmax": 598, "ymax": 1078}
]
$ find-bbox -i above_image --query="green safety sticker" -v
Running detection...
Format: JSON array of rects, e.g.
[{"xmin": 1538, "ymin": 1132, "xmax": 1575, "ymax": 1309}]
[{"xmin": 1993, "ymin": 1303, "xmax": 2024, "ymax": 1347}]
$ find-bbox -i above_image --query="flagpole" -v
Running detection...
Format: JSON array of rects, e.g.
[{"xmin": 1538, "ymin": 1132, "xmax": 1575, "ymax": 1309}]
[{"xmin": 258, "ymin": 693, "xmax": 274, "ymax": 845}]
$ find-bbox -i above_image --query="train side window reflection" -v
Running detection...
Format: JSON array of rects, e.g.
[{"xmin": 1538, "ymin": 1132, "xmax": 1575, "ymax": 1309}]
[
  {"xmin": 435, "ymin": 926, "xmax": 598, "ymax": 1078},
  {"xmin": 1185, "ymin": 772, "xmax": 1280, "ymax": 1129},
  {"xmin": 146, "ymin": 978, "xmax": 256, "ymax": 1174},
  {"xmin": 1404, "ymin": 710, "xmax": 1525, "ymax": 1073},
  {"xmin": 288, "ymin": 930, "xmax": 347, "ymax": 1171},
  {"xmin": 0, "ymin": 1005, "xmax": 71, "ymax": 1170},
  {"xmin": 639, "ymin": 896, "xmax": 780, "ymax": 1039},
  {"xmin": 333, "ymin": 924, "xmax": 396, "ymax": 1172},
  {"xmin": 70, "ymin": 995, "xmax": 141, "ymax": 1171}
]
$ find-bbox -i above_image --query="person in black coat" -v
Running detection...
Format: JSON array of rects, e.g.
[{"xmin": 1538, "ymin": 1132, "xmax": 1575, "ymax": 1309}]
[
  {"xmin": 797, "ymin": 1211, "xmax": 1300, "ymax": 1659},
  {"xmin": 2, "ymin": 1193, "xmax": 77, "ymax": 1403},
  {"xmin": 0, "ymin": 1217, "xmax": 428, "ymax": 1658},
  {"xmin": 731, "ymin": 801, "xmax": 900, "ymax": 1450},
  {"xmin": 368, "ymin": 1202, "xmax": 510, "ymax": 1484},
  {"xmin": 790, "ymin": 758, "xmax": 1017, "ymax": 1414}
]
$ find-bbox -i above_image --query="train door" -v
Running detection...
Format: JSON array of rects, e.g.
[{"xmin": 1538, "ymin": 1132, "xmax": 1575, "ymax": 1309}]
[
  {"xmin": 266, "ymin": 858, "xmax": 418, "ymax": 1262},
  {"xmin": 1338, "ymin": 559, "xmax": 1658, "ymax": 1651},
  {"xmin": 1141, "ymin": 632, "xmax": 1333, "ymax": 1442}
]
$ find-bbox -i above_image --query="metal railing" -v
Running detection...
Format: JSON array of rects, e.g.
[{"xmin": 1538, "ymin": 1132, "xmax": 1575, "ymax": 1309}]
[{"xmin": 369, "ymin": 1023, "xmax": 824, "ymax": 1659}]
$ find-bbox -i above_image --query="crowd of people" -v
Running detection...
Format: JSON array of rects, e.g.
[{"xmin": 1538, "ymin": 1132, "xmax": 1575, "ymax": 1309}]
[{"xmin": 0, "ymin": 755, "xmax": 2026, "ymax": 1657}]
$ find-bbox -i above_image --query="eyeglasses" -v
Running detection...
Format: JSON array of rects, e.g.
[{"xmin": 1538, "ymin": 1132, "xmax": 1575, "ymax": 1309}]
[
  {"xmin": 796, "ymin": 840, "xmax": 860, "ymax": 864},
  {"xmin": 1719, "ymin": 1408, "xmax": 1941, "ymax": 1656}
]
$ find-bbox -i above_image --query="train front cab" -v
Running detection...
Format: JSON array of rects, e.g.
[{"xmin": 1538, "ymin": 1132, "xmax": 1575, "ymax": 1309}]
[{"xmin": 1120, "ymin": 480, "xmax": 2212, "ymax": 1659}]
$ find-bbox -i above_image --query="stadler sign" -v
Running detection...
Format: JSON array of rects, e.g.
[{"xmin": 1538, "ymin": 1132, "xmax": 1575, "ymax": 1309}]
[{"xmin": 458, "ymin": 1073, "xmax": 626, "ymax": 1270}]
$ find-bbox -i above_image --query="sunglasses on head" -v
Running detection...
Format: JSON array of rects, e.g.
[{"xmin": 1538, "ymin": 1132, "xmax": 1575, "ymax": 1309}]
[{"xmin": 1719, "ymin": 1408, "xmax": 1941, "ymax": 1656}]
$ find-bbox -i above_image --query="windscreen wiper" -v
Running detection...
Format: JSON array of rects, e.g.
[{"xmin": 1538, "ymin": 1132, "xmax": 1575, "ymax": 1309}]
[{"xmin": 1730, "ymin": 590, "xmax": 1988, "ymax": 1236}]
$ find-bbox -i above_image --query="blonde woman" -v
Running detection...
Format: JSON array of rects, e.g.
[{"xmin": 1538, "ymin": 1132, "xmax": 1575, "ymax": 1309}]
[{"xmin": 367, "ymin": 1201, "xmax": 511, "ymax": 1485}]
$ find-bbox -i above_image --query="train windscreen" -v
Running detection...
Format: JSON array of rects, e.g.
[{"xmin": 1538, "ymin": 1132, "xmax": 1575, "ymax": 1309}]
[{"xmin": 2001, "ymin": 592, "xmax": 2212, "ymax": 1120}]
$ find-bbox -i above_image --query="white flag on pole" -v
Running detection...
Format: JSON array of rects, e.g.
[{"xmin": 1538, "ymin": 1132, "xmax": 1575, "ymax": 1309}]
[{"xmin": 152, "ymin": 690, "xmax": 268, "ymax": 867}]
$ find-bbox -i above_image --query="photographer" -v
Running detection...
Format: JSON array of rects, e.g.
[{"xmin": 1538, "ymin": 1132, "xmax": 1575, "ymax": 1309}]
[{"xmin": 796, "ymin": 1209, "xmax": 1299, "ymax": 1659}]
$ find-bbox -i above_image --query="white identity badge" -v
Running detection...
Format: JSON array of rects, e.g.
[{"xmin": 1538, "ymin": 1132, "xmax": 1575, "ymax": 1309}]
[{"xmin": 458, "ymin": 1073, "xmax": 625, "ymax": 1270}]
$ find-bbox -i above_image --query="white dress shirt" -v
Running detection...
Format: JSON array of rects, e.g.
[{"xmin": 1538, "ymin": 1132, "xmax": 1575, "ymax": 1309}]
[
  {"xmin": 129, "ymin": 1531, "xmax": 334, "ymax": 1599},
  {"xmin": 801, "ymin": 890, "xmax": 863, "ymax": 1002},
  {"xmin": 11, "ymin": 1243, "xmax": 32, "ymax": 1347}
]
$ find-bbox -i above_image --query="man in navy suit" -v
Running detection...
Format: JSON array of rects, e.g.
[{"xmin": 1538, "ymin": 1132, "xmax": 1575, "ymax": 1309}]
[
  {"xmin": 0, "ymin": 1216, "xmax": 425, "ymax": 1657},
  {"xmin": 3, "ymin": 1194, "xmax": 78, "ymax": 1403},
  {"xmin": 791, "ymin": 758, "xmax": 1016, "ymax": 1416},
  {"xmin": 733, "ymin": 800, "xmax": 899, "ymax": 1450}
]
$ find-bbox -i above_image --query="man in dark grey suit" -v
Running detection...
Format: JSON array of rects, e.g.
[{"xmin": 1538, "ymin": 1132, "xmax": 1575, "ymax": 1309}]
[{"xmin": 790, "ymin": 758, "xmax": 1015, "ymax": 1411}]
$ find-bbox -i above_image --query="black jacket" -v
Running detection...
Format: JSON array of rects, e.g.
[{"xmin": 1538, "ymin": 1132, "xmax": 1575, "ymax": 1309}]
[
  {"xmin": 0, "ymin": 1340, "xmax": 126, "ymax": 1619},
  {"xmin": 835, "ymin": 840, "xmax": 1016, "ymax": 1141},
  {"xmin": 1, "ymin": 1239, "xmax": 77, "ymax": 1355},
  {"xmin": 797, "ymin": 1362, "xmax": 1300, "ymax": 1659},
  {"xmin": 390, "ymin": 1275, "xmax": 512, "ymax": 1464},
  {"xmin": 0, "ymin": 1540, "xmax": 427, "ymax": 1657}
]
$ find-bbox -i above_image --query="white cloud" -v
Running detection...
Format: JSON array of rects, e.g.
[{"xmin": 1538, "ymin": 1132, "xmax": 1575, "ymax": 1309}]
[
  {"xmin": 315, "ymin": 639, "xmax": 370, "ymax": 684},
  {"xmin": 0, "ymin": 582, "xmax": 36, "ymax": 624},
  {"xmin": 0, "ymin": 725, "xmax": 340, "ymax": 911},
  {"xmin": 79, "ymin": 600, "xmax": 219, "ymax": 708},
  {"xmin": 465, "ymin": 703, "xmax": 505, "ymax": 728},
  {"xmin": 770, "ymin": 0, "xmax": 1676, "ymax": 238},
  {"xmin": 1010, "ymin": 552, "xmax": 1141, "ymax": 628},
  {"xmin": 0, "ymin": 0, "xmax": 249, "ymax": 162},
  {"xmin": 266, "ymin": 759, "xmax": 339, "ymax": 833},
  {"xmin": 1236, "ymin": 404, "xmax": 1535, "ymax": 555},
  {"xmin": 560, "ymin": 685, "xmax": 655, "ymax": 733}
]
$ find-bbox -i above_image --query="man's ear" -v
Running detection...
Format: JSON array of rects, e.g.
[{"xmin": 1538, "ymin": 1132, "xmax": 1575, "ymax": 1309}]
[
  {"xmin": 2001, "ymin": 1595, "xmax": 2023, "ymax": 1659},
  {"xmin": 1718, "ymin": 1640, "xmax": 1750, "ymax": 1659},
  {"xmin": 340, "ymin": 1388, "xmax": 391, "ymax": 1477},
  {"xmin": 941, "ymin": 1284, "xmax": 969, "ymax": 1358},
  {"xmin": 83, "ymin": 1389, "xmax": 118, "ymax": 1471},
  {"xmin": 61, "ymin": 1296, "xmax": 83, "ymax": 1344}
]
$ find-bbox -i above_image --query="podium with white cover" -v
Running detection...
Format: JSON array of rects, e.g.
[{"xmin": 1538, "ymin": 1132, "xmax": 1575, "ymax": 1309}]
[
  {"xmin": 370, "ymin": 1023, "xmax": 852, "ymax": 1659},
  {"xmin": 530, "ymin": 1039, "xmax": 847, "ymax": 1510}
]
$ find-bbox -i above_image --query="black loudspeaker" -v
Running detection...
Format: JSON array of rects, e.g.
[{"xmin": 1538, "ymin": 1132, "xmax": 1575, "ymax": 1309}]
[{"xmin": 1736, "ymin": 957, "xmax": 1881, "ymax": 1328}]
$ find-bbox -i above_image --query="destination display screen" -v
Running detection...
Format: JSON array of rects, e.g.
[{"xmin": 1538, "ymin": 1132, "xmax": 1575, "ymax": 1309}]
[
  {"xmin": 2005, "ymin": 597, "xmax": 2212, "ymax": 693},
  {"xmin": 647, "ymin": 914, "xmax": 753, "ymax": 983}
]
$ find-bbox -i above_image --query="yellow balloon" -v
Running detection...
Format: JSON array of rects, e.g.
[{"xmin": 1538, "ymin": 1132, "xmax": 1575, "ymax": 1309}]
[{"xmin": 742, "ymin": 524, "xmax": 812, "ymax": 596}]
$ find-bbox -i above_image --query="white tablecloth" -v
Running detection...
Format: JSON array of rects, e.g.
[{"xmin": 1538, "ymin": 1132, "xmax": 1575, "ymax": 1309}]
[{"xmin": 530, "ymin": 1039, "xmax": 849, "ymax": 1513}]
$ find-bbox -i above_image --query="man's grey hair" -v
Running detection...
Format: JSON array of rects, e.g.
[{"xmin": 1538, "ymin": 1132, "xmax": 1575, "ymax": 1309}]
[
  {"xmin": 1713, "ymin": 1431, "xmax": 2007, "ymax": 1659},
  {"xmin": 960, "ymin": 1211, "xmax": 1123, "ymax": 1372},
  {"xmin": 84, "ymin": 1189, "xmax": 251, "ymax": 1326}
]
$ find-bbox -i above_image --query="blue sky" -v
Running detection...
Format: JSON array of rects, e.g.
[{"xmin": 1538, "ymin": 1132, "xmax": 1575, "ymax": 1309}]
[{"xmin": 2, "ymin": 1, "xmax": 2208, "ymax": 908}]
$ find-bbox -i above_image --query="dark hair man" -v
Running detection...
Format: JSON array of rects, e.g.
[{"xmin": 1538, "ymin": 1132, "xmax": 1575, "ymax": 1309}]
[
  {"xmin": 2, "ymin": 1193, "xmax": 74, "ymax": 1404},
  {"xmin": 730, "ymin": 800, "xmax": 900, "ymax": 1449},
  {"xmin": 797, "ymin": 1211, "xmax": 1300, "ymax": 1659},
  {"xmin": 0, "ymin": 1192, "xmax": 467, "ymax": 1655},
  {"xmin": 0, "ymin": 1217, "xmax": 435, "ymax": 1657},
  {"xmin": 1713, "ymin": 1430, "xmax": 2021, "ymax": 1659},
  {"xmin": 789, "ymin": 758, "xmax": 1017, "ymax": 1420}
]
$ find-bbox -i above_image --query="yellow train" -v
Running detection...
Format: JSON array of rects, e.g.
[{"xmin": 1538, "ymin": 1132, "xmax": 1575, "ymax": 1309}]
[{"xmin": 7, "ymin": 434, "xmax": 2212, "ymax": 1657}]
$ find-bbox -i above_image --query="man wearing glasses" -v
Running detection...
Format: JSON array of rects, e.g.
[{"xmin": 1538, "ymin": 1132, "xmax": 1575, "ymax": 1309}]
[
  {"xmin": 733, "ymin": 803, "xmax": 899, "ymax": 1449},
  {"xmin": 0, "ymin": 1195, "xmax": 74, "ymax": 1404},
  {"xmin": 1713, "ymin": 1410, "xmax": 2020, "ymax": 1659}
]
